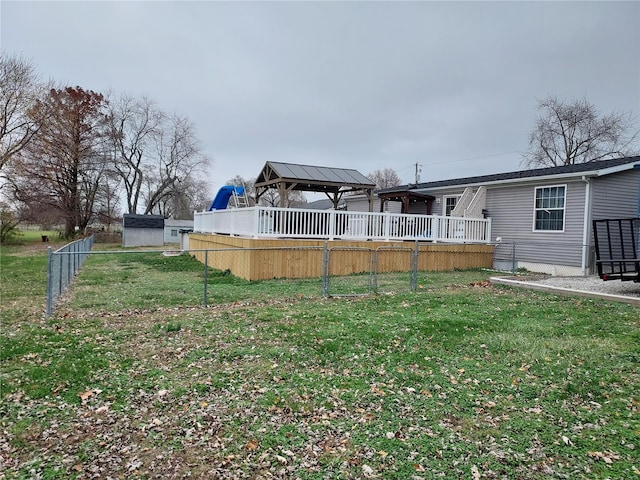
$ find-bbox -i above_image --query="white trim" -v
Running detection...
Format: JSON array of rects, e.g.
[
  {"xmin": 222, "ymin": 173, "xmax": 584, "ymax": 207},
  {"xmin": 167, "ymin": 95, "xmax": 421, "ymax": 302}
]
[{"xmin": 532, "ymin": 184, "xmax": 567, "ymax": 233}]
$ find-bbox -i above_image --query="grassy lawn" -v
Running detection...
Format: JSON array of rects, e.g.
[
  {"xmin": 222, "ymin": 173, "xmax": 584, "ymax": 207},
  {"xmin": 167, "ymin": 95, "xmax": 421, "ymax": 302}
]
[{"xmin": 1, "ymin": 243, "xmax": 638, "ymax": 479}]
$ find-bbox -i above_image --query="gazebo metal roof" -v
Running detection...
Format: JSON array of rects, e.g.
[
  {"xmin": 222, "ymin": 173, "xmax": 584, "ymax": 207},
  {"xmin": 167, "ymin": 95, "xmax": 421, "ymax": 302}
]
[{"xmin": 254, "ymin": 161, "xmax": 376, "ymax": 209}]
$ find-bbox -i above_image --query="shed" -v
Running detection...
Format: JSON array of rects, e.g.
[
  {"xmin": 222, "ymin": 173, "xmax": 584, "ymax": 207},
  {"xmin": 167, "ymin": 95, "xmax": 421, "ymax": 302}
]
[
  {"xmin": 122, "ymin": 214, "xmax": 165, "ymax": 247},
  {"xmin": 164, "ymin": 218, "xmax": 194, "ymax": 243}
]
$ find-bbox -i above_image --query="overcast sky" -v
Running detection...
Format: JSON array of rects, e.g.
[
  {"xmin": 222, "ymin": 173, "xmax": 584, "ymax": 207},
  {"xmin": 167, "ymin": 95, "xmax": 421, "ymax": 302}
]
[{"xmin": 2, "ymin": 1, "xmax": 639, "ymax": 198}]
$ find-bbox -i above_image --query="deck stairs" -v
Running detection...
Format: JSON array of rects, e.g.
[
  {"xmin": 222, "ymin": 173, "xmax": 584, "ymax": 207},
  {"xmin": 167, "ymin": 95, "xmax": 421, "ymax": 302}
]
[{"xmin": 451, "ymin": 187, "xmax": 486, "ymax": 218}]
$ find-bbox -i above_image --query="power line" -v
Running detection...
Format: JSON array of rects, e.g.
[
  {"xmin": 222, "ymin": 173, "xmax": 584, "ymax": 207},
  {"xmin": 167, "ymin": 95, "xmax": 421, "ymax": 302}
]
[{"xmin": 422, "ymin": 150, "xmax": 524, "ymax": 167}]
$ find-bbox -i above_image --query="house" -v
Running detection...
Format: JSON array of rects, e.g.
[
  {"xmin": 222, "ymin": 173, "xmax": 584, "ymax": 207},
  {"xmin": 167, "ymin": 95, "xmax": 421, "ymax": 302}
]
[
  {"xmin": 378, "ymin": 156, "xmax": 640, "ymax": 276},
  {"xmin": 164, "ymin": 218, "xmax": 194, "ymax": 244},
  {"xmin": 122, "ymin": 214, "xmax": 165, "ymax": 247}
]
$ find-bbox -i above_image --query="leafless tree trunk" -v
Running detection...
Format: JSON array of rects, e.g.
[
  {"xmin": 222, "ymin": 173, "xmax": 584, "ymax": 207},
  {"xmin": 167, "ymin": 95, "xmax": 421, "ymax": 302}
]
[
  {"xmin": 522, "ymin": 96, "xmax": 639, "ymax": 168},
  {"xmin": 0, "ymin": 53, "xmax": 48, "ymax": 172}
]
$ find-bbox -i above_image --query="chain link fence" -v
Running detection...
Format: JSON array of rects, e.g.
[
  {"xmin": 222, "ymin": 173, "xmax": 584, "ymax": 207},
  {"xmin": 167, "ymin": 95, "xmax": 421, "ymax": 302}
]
[
  {"xmin": 46, "ymin": 235, "xmax": 95, "ymax": 317},
  {"xmin": 46, "ymin": 240, "xmax": 598, "ymax": 316},
  {"xmin": 493, "ymin": 241, "xmax": 594, "ymax": 277}
]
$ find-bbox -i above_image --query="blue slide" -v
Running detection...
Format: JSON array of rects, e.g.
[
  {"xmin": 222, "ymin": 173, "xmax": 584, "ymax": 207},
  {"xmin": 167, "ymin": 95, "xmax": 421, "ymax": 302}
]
[{"xmin": 208, "ymin": 186, "xmax": 245, "ymax": 211}]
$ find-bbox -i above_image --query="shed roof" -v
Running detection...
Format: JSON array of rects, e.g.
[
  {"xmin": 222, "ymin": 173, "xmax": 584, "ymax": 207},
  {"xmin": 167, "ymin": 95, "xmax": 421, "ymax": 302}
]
[{"xmin": 123, "ymin": 214, "xmax": 165, "ymax": 229}]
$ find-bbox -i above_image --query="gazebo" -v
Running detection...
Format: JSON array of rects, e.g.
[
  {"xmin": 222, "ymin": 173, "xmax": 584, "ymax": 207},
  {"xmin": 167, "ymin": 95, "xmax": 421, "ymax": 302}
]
[
  {"xmin": 377, "ymin": 189, "xmax": 435, "ymax": 214},
  {"xmin": 254, "ymin": 161, "xmax": 376, "ymax": 210}
]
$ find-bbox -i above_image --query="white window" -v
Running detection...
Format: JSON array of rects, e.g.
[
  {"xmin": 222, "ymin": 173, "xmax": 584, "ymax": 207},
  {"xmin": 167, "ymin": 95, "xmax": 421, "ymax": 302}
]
[
  {"xmin": 443, "ymin": 195, "xmax": 460, "ymax": 216},
  {"xmin": 533, "ymin": 185, "xmax": 566, "ymax": 232}
]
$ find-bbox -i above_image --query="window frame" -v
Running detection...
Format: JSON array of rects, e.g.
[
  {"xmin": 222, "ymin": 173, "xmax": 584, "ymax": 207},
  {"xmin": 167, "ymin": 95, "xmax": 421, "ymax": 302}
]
[
  {"xmin": 443, "ymin": 195, "xmax": 461, "ymax": 216},
  {"xmin": 532, "ymin": 184, "xmax": 566, "ymax": 233}
]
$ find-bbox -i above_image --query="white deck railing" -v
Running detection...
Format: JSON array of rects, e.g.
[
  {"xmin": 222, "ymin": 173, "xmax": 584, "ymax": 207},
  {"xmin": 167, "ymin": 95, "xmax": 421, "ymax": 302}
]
[{"xmin": 194, "ymin": 206, "xmax": 492, "ymax": 243}]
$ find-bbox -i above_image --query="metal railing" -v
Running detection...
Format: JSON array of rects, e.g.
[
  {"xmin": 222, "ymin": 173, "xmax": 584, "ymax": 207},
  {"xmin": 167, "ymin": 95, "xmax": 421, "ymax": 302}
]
[
  {"xmin": 194, "ymin": 206, "xmax": 492, "ymax": 243},
  {"xmin": 46, "ymin": 235, "xmax": 94, "ymax": 317}
]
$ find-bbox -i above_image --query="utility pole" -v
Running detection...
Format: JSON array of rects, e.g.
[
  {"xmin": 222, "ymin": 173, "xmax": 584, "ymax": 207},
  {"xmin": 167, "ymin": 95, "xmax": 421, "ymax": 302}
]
[{"xmin": 414, "ymin": 163, "xmax": 422, "ymax": 184}]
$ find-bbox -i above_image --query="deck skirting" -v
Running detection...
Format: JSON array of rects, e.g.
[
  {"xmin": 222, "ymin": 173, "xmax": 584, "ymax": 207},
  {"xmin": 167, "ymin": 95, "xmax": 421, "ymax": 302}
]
[{"xmin": 188, "ymin": 234, "xmax": 494, "ymax": 281}]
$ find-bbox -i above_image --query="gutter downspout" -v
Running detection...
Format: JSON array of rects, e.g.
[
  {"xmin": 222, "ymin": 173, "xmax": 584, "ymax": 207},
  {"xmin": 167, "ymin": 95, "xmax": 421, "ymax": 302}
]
[{"xmin": 581, "ymin": 175, "xmax": 592, "ymax": 276}]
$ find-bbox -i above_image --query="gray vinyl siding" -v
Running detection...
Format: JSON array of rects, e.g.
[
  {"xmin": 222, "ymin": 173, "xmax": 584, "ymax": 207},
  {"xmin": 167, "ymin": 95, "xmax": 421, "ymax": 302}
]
[
  {"xmin": 425, "ymin": 187, "xmax": 467, "ymax": 216},
  {"xmin": 591, "ymin": 169, "xmax": 640, "ymax": 220},
  {"xmin": 485, "ymin": 180, "xmax": 587, "ymax": 267}
]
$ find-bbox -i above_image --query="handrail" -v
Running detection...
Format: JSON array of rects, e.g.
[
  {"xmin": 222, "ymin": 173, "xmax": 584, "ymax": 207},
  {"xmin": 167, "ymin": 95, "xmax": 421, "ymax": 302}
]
[{"xmin": 194, "ymin": 206, "xmax": 491, "ymax": 244}]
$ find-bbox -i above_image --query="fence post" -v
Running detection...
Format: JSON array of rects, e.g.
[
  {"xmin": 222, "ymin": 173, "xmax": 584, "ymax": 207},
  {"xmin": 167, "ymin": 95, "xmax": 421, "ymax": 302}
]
[
  {"xmin": 372, "ymin": 249, "xmax": 379, "ymax": 294},
  {"xmin": 322, "ymin": 242, "xmax": 329, "ymax": 297},
  {"xmin": 46, "ymin": 247, "xmax": 53, "ymax": 318},
  {"xmin": 411, "ymin": 241, "xmax": 418, "ymax": 291},
  {"xmin": 203, "ymin": 250, "xmax": 209, "ymax": 307},
  {"xmin": 511, "ymin": 242, "xmax": 516, "ymax": 273}
]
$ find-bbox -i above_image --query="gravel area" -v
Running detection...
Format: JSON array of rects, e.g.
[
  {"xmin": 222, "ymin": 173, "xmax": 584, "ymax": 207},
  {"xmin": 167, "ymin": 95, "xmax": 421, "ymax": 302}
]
[
  {"xmin": 529, "ymin": 275, "xmax": 640, "ymax": 298},
  {"xmin": 497, "ymin": 274, "xmax": 640, "ymax": 300}
]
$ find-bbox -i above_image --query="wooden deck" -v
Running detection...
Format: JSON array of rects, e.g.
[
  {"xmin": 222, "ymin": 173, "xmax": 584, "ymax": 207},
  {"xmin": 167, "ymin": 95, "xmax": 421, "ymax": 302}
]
[{"xmin": 189, "ymin": 234, "xmax": 494, "ymax": 281}]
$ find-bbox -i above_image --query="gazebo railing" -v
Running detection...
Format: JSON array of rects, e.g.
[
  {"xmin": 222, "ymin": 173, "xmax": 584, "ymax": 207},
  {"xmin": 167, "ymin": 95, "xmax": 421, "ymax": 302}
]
[{"xmin": 194, "ymin": 206, "xmax": 491, "ymax": 243}]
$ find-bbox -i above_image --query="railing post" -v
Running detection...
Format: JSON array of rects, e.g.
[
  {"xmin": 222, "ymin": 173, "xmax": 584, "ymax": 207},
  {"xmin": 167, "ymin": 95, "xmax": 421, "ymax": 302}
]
[
  {"xmin": 433, "ymin": 216, "xmax": 440, "ymax": 243},
  {"xmin": 384, "ymin": 212, "xmax": 391, "ymax": 241},
  {"xmin": 329, "ymin": 210, "xmax": 335, "ymax": 240},
  {"xmin": 254, "ymin": 207, "xmax": 261, "ymax": 238}
]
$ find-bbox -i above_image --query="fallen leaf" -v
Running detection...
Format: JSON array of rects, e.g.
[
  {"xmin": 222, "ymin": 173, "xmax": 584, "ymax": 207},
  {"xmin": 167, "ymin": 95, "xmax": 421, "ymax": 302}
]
[
  {"xmin": 362, "ymin": 464, "xmax": 374, "ymax": 476},
  {"xmin": 413, "ymin": 463, "xmax": 425, "ymax": 472},
  {"xmin": 78, "ymin": 390, "xmax": 93, "ymax": 401},
  {"xmin": 245, "ymin": 440, "xmax": 259, "ymax": 451},
  {"xmin": 471, "ymin": 465, "xmax": 481, "ymax": 480},
  {"xmin": 588, "ymin": 451, "xmax": 620, "ymax": 463}
]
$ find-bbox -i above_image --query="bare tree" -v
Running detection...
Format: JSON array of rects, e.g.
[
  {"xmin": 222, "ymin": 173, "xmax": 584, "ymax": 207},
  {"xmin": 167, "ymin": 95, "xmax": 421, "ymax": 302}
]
[
  {"xmin": 258, "ymin": 187, "xmax": 306, "ymax": 207},
  {"xmin": 10, "ymin": 86, "xmax": 110, "ymax": 238},
  {"xmin": 523, "ymin": 96, "xmax": 639, "ymax": 168},
  {"xmin": 154, "ymin": 176, "xmax": 210, "ymax": 219},
  {"xmin": 107, "ymin": 95, "xmax": 162, "ymax": 214},
  {"xmin": 367, "ymin": 168, "xmax": 402, "ymax": 189},
  {"xmin": 0, "ymin": 52, "xmax": 48, "ymax": 172},
  {"xmin": 143, "ymin": 113, "xmax": 211, "ymax": 215},
  {"xmin": 93, "ymin": 169, "xmax": 121, "ymax": 231},
  {"xmin": 108, "ymin": 95, "xmax": 212, "ymax": 216}
]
